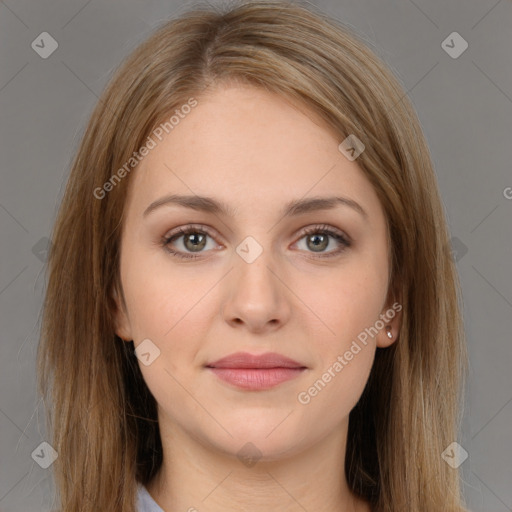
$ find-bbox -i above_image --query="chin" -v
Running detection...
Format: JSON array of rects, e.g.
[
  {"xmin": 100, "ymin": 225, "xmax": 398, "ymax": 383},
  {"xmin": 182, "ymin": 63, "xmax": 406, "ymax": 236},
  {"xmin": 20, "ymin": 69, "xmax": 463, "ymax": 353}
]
[
  {"xmin": 198, "ymin": 417, "xmax": 310, "ymax": 462},
  {"xmin": 213, "ymin": 436, "xmax": 305, "ymax": 465}
]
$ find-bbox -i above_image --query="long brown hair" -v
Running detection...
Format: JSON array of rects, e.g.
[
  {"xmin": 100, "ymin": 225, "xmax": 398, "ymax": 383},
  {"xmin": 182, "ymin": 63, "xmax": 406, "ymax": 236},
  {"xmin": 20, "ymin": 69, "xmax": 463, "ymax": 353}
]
[{"xmin": 37, "ymin": 1, "xmax": 469, "ymax": 510}]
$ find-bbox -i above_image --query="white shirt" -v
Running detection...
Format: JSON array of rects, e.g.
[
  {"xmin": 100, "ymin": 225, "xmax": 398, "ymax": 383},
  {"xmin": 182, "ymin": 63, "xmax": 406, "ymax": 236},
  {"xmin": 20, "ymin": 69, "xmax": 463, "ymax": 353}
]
[{"xmin": 136, "ymin": 483, "xmax": 164, "ymax": 512}]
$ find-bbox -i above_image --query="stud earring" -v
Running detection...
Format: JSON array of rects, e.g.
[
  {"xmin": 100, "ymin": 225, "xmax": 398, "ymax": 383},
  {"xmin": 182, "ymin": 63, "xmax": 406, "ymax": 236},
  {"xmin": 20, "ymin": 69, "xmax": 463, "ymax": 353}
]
[{"xmin": 386, "ymin": 326, "xmax": 393, "ymax": 339}]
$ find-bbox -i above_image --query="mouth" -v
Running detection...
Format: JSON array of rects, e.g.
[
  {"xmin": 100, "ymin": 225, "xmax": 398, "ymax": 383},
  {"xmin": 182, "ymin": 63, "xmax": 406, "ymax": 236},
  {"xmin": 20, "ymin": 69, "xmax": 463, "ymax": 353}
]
[{"xmin": 205, "ymin": 352, "xmax": 307, "ymax": 391}]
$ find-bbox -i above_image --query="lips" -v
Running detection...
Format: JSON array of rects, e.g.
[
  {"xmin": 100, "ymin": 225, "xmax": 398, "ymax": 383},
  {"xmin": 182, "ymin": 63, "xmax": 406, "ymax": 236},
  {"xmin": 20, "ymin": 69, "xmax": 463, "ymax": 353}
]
[
  {"xmin": 205, "ymin": 352, "xmax": 306, "ymax": 370},
  {"xmin": 205, "ymin": 352, "xmax": 307, "ymax": 391}
]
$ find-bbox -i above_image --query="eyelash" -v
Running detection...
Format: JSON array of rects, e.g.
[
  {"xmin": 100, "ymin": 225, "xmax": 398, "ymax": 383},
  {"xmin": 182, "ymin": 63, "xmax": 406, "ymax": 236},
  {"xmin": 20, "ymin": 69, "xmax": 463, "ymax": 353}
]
[{"xmin": 161, "ymin": 223, "xmax": 351, "ymax": 260}]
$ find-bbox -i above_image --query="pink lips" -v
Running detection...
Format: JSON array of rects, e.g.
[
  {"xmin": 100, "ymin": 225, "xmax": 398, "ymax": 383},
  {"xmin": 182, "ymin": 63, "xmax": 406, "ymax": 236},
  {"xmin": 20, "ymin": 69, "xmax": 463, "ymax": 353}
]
[{"xmin": 205, "ymin": 352, "xmax": 307, "ymax": 390}]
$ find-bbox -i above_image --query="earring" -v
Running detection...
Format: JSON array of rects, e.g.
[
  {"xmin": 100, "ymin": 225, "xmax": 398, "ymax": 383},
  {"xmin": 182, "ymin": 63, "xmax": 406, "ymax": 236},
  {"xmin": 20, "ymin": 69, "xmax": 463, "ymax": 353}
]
[{"xmin": 385, "ymin": 325, "xmax": 393, "ymax": 339}]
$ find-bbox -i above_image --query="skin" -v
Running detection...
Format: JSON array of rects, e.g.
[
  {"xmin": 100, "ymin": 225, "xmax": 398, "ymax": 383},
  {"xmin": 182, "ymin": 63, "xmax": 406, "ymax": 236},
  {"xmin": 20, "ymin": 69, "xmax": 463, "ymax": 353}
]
[{"xmin": 113, "ymin": 83, "xmax": 401, "ymax": 512}]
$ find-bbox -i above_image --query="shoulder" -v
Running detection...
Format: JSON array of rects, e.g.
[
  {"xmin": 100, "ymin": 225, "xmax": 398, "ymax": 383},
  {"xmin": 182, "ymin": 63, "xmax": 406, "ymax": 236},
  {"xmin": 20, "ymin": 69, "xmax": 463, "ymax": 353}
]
[{"xmin": 136, "ymin": 482, "xmax": 165, "ymax": 512}]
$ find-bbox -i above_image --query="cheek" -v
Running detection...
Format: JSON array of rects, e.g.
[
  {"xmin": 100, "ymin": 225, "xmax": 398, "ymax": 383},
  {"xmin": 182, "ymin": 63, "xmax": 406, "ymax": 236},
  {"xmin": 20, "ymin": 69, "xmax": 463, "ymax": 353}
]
[
  {"xmin": 120, "ymin": 246, "xmax": 216, "ymax": 382},
  {"xmin": 119, "ymin": 242, "xmax": 197, "ymax": 337},
  {"xmin": 294, "ymin": 269, "xmax": 383, "ymax": 417},
  {"xmin": 295, "ymin": 252, "xmax": 388, "ymax": 413},
  {"xmin": 297, "ymin": 254, "xmax": 388, "ymax": 349}
]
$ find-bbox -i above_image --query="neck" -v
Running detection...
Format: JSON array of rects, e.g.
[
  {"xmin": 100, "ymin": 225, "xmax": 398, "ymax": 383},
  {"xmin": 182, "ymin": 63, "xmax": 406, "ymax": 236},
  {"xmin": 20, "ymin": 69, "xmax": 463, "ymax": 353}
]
[{"xmin": 146, "ymin": 414, "xmax": 370, "ymax": 512}]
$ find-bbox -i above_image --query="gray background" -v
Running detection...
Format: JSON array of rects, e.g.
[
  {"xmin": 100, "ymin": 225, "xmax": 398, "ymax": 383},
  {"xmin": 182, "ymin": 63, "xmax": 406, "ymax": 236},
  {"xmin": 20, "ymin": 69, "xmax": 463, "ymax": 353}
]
[{"xmin": 0, "ymin": 0, "xmax": 511, "ymax": 510}]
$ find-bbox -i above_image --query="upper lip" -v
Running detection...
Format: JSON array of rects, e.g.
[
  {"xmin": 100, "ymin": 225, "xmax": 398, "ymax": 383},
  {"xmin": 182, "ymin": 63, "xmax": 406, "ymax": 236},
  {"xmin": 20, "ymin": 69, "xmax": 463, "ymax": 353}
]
[{"xmin": 206, "ymin": 352, "xmax": 306, "ymax": 369}]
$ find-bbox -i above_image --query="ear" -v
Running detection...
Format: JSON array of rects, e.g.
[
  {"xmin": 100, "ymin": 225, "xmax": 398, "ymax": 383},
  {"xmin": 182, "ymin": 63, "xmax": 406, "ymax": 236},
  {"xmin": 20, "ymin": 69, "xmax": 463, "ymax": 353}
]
[
  {"xmin": 111, "ymin": 283, "xmax": 133, "ymax": 342},
  {"xmin": 376, "ymin": 296, "xmax": 402, "ymax": 349}
]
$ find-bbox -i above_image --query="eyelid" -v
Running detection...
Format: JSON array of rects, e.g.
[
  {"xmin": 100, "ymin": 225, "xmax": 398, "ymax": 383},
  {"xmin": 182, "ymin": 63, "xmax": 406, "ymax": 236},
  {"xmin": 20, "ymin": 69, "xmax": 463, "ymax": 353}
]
[
  {"xmin": 162, "ymin": 223, "xmax": 223, "ymax": 244},
  {"xmin": 161, "ymin": 222, "xmax": 352, "ymax": 260},
  {"xmin": 294, "ymin": 223, "xmax": 351, "ymax": 243},
  {"xmin": 162, "ymin": 223, "xmax": 350, "ymax": 243}
]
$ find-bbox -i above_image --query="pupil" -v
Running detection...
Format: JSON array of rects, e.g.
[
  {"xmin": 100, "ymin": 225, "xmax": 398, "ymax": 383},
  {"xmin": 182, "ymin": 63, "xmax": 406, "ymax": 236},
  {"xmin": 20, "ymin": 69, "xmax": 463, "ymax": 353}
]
[
  {"xmin": 309, "ymin": 234, "xmax": 327, "ymax": 251},
  {"xmin": 186, "ymin": 233, "xmax": 206, "ymax": 251}
]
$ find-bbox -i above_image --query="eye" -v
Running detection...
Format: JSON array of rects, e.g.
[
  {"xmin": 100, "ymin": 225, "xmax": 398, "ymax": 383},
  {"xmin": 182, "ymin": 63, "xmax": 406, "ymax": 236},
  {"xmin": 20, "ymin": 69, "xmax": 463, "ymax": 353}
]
[
  {"xmin": 293, "ymin": 224, "xmax": 351, "ymax": 258},
  {"xmin": 161, "ymin": 224, "xmax": 218, "ymax": 260},
  {"xmin": 161, "ymin": 223, "xmax": 351, "ymax": 260}
]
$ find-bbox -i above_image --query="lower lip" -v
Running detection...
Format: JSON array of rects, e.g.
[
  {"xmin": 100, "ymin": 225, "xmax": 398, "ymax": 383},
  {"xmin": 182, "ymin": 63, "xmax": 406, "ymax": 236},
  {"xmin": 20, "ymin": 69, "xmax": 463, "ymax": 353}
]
[{"xmin": 207, "ymin": 367, "xmax": 305, "ymax": 390}]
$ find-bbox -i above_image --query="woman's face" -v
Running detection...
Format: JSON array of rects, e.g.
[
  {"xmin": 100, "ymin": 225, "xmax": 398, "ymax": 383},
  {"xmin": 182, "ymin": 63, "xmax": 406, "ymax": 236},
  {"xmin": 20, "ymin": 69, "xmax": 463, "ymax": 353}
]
[{"xmin": 114, "ymin": 83, "xmax": 400, "ymax": 460}]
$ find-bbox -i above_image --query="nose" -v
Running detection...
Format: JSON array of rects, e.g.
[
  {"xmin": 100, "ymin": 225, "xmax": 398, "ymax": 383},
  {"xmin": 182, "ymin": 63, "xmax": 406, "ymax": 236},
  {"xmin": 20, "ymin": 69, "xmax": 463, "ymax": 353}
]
[{"xmin": 221, "ymin": 247, "xmax": 292, "ymax": 334}]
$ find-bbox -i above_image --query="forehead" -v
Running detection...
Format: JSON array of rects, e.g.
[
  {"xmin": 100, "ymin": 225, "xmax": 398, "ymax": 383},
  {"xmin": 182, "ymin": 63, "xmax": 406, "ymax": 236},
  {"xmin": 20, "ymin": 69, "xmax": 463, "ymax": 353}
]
[{"xmin": 125, "ymin": 84, "xmax": 384, "ymax": 225}]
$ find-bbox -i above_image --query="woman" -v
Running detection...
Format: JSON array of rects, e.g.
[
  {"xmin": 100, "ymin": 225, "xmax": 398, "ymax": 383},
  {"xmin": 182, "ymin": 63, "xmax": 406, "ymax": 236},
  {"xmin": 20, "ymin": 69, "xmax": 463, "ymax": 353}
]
[{"xmin": 37, "ymin": 1, "xmax": 469, "ymax": 511}]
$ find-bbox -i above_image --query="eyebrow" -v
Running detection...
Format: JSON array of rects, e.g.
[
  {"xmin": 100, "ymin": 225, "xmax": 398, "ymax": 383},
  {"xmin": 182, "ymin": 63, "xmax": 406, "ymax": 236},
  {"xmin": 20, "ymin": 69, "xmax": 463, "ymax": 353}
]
[{"xmin": 143, "ymin": 194, "xmax": 368, "ymax": 220}]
